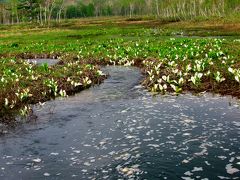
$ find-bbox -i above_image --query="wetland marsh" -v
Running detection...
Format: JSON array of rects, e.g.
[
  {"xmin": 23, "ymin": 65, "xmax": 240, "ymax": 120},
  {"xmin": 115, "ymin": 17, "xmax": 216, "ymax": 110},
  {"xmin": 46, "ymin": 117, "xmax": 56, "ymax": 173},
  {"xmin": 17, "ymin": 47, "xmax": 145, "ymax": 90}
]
[{"xmin": 0, "ymin": 17, "xmax": 240, "ymax": 179}]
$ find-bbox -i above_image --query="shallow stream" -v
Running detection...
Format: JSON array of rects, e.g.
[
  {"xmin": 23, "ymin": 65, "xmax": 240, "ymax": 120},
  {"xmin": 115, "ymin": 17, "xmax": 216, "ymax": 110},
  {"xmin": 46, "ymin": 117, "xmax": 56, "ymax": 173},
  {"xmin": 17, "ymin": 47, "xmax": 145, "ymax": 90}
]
[{"xmin": 0, "ymin": 66, "xmax": 239, "ymax": 179}]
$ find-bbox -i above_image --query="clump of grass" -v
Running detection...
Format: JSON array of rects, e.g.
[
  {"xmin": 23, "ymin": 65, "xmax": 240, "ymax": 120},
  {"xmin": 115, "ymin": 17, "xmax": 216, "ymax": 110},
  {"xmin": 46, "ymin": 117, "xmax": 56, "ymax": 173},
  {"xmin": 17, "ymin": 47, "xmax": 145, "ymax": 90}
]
[
  {"xmin": 0, "ymin": 57, "xmax": 106, "ymax": 123},
  {"xmin": 141, "ymin": 38, "xmax": 240, "ymax": 97}
]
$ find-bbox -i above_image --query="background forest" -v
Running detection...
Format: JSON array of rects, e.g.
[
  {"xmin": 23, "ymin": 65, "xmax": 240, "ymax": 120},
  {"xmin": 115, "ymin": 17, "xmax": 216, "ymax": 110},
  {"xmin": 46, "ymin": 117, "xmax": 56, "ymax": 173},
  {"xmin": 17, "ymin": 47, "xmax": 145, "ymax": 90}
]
[{"xmin": 0, "ymin": 0, "xmax": 240, "ymax": 25}]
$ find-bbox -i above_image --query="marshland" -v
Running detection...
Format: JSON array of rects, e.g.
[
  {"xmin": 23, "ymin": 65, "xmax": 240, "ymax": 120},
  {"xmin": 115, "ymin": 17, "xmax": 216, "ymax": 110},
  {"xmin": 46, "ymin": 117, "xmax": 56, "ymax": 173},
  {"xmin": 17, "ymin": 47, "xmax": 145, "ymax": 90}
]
[{"xmin": 0, "ymin": 0, "xmax": 240, "ymax": 179}]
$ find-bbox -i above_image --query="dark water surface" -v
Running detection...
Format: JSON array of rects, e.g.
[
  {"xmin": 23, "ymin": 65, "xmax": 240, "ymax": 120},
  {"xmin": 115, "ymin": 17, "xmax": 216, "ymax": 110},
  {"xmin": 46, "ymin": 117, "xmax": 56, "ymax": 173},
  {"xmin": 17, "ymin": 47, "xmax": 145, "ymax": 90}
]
[{"xmin": 0, "ymin": 66, "xmax": 240, "ymax": 180}]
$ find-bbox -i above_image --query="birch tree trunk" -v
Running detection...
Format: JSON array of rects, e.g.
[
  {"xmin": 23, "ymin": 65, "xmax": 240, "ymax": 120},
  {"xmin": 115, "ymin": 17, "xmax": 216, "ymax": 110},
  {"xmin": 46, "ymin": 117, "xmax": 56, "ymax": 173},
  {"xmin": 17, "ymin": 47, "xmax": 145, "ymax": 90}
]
[
  {"xmin": 39, "ymin": 4, "xmax": 43, "ymax": 25},
  {"xmin": 155, "ymin": 0, "xmax": 159, "ymax": 16},
  {"xmin": 44, "ymin": 6, "xmax": 47, "ymax": 23}
]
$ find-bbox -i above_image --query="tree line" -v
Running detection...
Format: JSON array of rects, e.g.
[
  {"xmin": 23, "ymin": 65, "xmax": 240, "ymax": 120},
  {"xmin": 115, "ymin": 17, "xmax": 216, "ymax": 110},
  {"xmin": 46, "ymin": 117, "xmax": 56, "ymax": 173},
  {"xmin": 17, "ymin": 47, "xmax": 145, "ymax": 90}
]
[{"xmin": 0, "ymin": 0, "xmax": 240, "ymax": 24}]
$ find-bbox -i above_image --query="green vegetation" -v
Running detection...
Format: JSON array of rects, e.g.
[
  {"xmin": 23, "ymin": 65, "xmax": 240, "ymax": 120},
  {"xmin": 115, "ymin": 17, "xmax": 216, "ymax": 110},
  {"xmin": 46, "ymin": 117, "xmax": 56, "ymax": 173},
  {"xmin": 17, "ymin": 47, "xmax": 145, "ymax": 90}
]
[
  {"xmin": 0, "ymin": 56, "xmax": 106, "ymax": 122},
  {"xmin": 0, "ymin": 17, "xmax": 240, "ymax": 122}
]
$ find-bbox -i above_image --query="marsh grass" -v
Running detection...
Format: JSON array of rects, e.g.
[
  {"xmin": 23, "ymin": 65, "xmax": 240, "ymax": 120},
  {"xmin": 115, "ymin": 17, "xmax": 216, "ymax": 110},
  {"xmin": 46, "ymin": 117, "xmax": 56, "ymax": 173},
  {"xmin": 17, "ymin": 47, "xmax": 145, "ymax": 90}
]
[{"xmin": 0, "ymin": 57, "xmax": 106, "ymax": 123}]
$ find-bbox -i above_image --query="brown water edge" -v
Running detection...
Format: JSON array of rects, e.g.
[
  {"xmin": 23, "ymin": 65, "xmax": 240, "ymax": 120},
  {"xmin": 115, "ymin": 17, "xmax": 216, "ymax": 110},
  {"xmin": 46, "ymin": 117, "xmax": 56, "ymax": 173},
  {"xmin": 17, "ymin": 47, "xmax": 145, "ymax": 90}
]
[{"xmin": 1, "ymin": 54, "xmax": 240, "ymax": 126}]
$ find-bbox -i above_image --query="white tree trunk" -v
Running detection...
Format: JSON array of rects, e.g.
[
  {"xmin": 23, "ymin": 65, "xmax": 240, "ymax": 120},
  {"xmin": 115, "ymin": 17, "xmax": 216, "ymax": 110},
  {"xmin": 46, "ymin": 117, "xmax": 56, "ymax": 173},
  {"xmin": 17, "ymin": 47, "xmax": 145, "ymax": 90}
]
[{"xmin": 155, "ymin": 0, "xmax": 160, "ymax": 16}]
